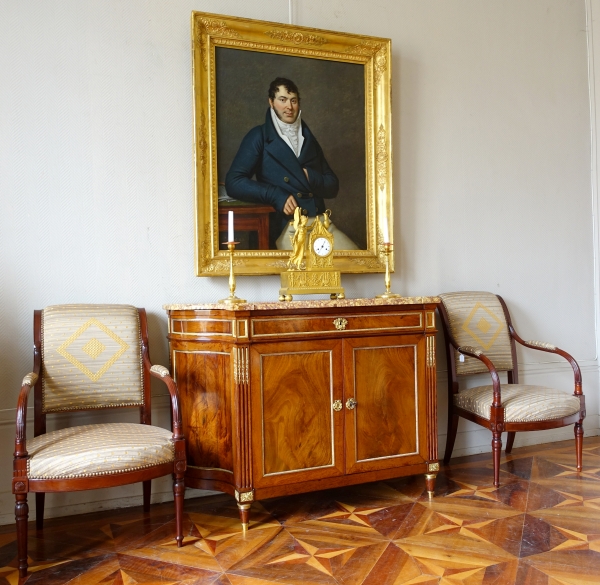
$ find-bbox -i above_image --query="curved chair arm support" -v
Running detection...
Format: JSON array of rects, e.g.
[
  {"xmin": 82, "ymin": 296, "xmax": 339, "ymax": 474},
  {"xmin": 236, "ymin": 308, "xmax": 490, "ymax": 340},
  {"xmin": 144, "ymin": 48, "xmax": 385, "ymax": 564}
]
[
  {"xmin": 14, "ymin": 373, "xmax": 38, "ymax": 458},
  {"xmin": 509, "ymin": 326, "xmax": 583, "ymax": 395},
  {"xmin": 148, "ymin": 363, "xmax": 184, "ymax": 440},
  {"xmin": 457, "ymin": 345, "xmax": 503, "ymax": 406}
]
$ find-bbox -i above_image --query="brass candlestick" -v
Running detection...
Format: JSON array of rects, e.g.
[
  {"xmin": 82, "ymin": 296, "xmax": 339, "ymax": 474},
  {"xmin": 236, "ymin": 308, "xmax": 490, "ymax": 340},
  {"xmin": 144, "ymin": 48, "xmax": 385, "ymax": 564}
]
[
  {"xmin": 376, "ymin": 242, "xmax": 401, "ymax": 299},
  {"xmin": 219, "ymin": 242, "xmax": 246, "ymax": 305}
]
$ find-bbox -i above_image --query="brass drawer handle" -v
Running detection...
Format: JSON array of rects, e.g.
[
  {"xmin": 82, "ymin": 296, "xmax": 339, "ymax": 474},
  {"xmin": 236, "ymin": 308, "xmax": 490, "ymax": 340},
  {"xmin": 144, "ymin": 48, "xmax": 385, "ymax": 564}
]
[
  {"xmin": 346, "ymin": 398, "xmax": 357, "ymax": 410},
  {"xmin": 332, "ymin": 400, "xmax": 343, "ymax": 412},
  {"xmin": 333, "ymin": 318, "xmax": 348, "ymax": 330}
]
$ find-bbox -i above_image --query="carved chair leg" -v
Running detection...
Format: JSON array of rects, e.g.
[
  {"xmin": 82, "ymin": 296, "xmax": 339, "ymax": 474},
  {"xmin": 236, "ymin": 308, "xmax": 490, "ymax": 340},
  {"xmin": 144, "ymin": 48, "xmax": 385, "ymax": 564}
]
[
  {"xmin": 444, "ymin": 413, "xmax": 459, "ymax": 464},
  {"xmin": 237, "ymin": 503, "xmax": 251, "ymax": 533},
  {"xmin": 492, "ymin": 431, "xmax": 502, "ymax": 488},
  {"xmin": 505, "ymin": 432, "xmax": 516, "ymax": 454},
  {"xmin": 143, "ymin": 480, "xmax": 151, "ymax": 513},
  {"xmin": 173, "ymin": 472, "xmax": 185, "ymax": 547},
  {"xmin": 35, "ymin": 492, "xmax": 45, "ymax": 530},
  {"xmin": 15, "ymin": 493, "xmax": 29, "ymax": 578},
  {"xmin": 574, "ymin": 421, "xmax": 584, "ymax": 472}
]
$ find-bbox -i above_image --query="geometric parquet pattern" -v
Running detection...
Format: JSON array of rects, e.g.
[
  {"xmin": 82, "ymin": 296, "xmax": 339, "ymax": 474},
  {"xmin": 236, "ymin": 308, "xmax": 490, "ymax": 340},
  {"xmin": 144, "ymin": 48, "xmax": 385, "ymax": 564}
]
[{"xmin": 1, "ymin": 437, "xmax": 599, "ymax": 584}]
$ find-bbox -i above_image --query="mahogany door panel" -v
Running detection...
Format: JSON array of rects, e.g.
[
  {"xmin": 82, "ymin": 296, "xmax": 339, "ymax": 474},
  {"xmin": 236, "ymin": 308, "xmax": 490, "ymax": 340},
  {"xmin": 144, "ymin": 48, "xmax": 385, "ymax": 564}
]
[
  {"xmin": 344, "ymin": 335, "xmax": 428, "ymax": 474},
  {"xmin": 172, "ymin": 349, "xmax": 233, "ymax": 474},
  {"xmin": 250, "ymin": 339, "xmax": 344, "ymax": 488}
]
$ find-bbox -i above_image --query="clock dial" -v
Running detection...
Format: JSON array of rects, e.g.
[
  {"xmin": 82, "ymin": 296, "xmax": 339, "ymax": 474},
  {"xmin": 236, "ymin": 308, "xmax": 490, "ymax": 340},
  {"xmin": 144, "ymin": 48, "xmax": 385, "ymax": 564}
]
[{"xmin": 313, "ymin": 237, "xmax": 332, "ymax": 257}]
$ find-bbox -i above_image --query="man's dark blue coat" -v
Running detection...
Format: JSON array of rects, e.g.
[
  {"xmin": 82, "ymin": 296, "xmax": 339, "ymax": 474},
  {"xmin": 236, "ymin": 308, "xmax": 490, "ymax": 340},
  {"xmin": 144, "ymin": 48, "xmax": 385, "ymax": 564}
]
[{"xmin": 225, "ymin": 109, "xmax": 339, "ymax": 235}]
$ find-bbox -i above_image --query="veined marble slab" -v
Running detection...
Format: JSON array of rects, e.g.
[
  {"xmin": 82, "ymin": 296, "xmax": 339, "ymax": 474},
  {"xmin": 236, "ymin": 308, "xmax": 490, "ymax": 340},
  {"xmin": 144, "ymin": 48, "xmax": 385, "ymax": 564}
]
[{"xmin": 164, "ymin": 296, "xmax": 440, "ymax": 311}]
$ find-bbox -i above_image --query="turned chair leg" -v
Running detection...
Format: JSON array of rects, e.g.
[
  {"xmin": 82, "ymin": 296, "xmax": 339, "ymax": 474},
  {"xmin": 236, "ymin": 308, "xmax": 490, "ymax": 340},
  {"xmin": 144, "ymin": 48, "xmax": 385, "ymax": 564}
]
[
  {"xmin": 574, "ymin": 421, "xmax": 584, "ymax": 472},
  {"xmin": 444, "ymin": 413, "xmax": 459, "ymax": 464},
  {"xmin": 15, "ymin": 493, "xmax": 29, "ymax": 578},
  {"xmin": 35, "ymin": 492, "xmax": 45, "ymax": 530},
  {"xmin": 143, "ymin": 480, "xmax": 151, "ymax": 513},
  {"xmin": 173, "ymin": 472, "xmax": 185, "ymax": 547},
  {"xmin": 505, "ymin": 432, "xmax": 516, "ymax": 454},
  {"xmin": 492, "ymin": 431, "xmax": 502, "ymax": 488}
]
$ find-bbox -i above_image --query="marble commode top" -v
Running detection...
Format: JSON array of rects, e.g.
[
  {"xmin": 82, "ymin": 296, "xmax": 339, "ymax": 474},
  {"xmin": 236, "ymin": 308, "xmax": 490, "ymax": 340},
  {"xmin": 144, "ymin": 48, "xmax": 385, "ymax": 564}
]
[{"xmin": 163, "ymin": 296, "xmax": 440, "ymax": 311}]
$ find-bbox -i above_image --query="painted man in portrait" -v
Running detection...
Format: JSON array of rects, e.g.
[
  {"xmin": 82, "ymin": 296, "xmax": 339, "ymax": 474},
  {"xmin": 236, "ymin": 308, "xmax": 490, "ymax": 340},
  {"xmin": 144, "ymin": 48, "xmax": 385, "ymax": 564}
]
[{"xmin": 225, "ymin": 77, "xmax": 357, "ymax": 250}]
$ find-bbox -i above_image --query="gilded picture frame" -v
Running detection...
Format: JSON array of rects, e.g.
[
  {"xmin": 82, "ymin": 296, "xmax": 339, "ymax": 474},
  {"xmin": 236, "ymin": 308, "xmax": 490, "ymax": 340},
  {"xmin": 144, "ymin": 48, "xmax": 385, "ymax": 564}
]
[{"xmin": 192, "ymin": 11, "xmax": 393, "ymax": 276}]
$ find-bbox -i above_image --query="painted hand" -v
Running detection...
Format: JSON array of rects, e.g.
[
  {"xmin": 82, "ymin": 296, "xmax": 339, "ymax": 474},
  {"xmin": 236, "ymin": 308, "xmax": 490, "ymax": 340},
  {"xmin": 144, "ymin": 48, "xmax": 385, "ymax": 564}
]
[{"xmin": 283, "ymin": 194, "xmax": 298, "ymax": 215}]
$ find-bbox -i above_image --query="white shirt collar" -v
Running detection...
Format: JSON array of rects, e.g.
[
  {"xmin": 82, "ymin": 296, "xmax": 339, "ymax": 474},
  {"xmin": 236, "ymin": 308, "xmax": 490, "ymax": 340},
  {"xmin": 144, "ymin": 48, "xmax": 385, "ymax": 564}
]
[{"xmin": 270, "ymin": 108, "xmax": 304, "ymax": 157}]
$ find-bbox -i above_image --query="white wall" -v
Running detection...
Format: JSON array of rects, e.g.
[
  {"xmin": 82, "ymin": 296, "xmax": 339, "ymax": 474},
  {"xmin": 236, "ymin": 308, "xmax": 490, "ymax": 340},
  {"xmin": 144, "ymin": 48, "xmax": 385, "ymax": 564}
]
[{"xmin": 1, "ymin": 0, "xmax": 598, "ymax": 524}]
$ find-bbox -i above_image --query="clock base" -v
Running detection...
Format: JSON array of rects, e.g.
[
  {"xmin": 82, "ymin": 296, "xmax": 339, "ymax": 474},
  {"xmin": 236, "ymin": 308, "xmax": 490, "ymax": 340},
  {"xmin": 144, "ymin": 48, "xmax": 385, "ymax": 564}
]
[{"xmin": 279, "ymin": 269, "xmax": 345, "ymax": 302}]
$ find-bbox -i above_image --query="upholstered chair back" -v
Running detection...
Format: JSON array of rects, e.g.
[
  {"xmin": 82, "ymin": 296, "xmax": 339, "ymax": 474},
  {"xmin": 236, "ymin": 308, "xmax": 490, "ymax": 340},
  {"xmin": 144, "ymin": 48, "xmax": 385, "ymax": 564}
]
[
  {"xmin": 439, "ymin": 291, "xmax": 514, "ymax": 376},
  {"xmin": 41, "ymin": 304, "xmax": 144, "ymax": 413}
]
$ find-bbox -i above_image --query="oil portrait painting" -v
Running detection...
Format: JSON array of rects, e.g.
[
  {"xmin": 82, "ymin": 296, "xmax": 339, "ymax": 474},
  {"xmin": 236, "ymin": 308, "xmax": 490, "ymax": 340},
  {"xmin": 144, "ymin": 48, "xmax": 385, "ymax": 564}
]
[{"xmin": 193, "ymin": 12, "xmax": 393, "ymax": 275}]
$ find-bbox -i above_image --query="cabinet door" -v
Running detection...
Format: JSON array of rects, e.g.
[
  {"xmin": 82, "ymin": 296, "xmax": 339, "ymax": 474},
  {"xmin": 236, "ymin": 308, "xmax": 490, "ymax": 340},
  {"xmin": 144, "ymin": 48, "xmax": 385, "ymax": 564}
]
[
  {"xmin": 250, "ymin": 339, "xmax": 344, "ymax": 488},
  {"xmin": 344, "ymin": 334, "xmax": 428, "ymax": 474}
]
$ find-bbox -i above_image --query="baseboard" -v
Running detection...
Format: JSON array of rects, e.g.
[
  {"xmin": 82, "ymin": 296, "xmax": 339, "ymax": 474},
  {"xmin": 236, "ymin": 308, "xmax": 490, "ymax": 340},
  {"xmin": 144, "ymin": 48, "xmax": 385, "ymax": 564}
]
[
  {"xmin": 441, "ymin": 418, "xmax": 600, "ymax": 460},
  {"xmin": 0, "ymin": 487, "xmax": 217, "ymax": 526},
  {"xmin": 1, "ymin": 363, "xmax": 596, "ymax": 525}
]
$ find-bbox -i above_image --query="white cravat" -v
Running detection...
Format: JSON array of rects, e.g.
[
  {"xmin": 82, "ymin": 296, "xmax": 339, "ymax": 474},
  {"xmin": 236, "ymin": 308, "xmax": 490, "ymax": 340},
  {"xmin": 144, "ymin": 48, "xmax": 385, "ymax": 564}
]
[{"xmin": 271, "ymin": 108, "xmax": 304, "ymax": 157}]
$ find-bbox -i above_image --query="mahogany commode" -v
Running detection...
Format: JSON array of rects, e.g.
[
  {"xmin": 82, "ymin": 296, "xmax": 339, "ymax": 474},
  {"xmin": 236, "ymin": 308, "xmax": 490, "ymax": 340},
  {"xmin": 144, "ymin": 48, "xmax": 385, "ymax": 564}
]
[{"xmin": 164, "ymin": 297, "xmax": 440, "ymax": 528}]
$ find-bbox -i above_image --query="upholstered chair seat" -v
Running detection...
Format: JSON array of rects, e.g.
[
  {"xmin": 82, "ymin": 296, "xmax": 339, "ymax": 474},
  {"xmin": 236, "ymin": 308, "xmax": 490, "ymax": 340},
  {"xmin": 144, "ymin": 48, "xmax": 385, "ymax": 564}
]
[
  {"xmin": 454, "ymin": 385, "xmax": 582, "ymax": 423},
  {"xmin": 12, "ymin": 304, "xmax": 186, "ymax": 578},
  {"xmin": 27, "ymin": 423, "xmax": 175, "ymax": 479},
  {"xmin": 438, "ymin": 291, "xmax": 585, "ymax": 487}
]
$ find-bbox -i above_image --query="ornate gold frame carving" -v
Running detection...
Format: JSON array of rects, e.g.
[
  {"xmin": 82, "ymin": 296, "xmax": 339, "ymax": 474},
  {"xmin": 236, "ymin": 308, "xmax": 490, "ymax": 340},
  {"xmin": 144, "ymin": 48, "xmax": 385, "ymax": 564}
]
[{"xmin": 192, "ymin": 11, "xmax": 393, "ymax": 276}]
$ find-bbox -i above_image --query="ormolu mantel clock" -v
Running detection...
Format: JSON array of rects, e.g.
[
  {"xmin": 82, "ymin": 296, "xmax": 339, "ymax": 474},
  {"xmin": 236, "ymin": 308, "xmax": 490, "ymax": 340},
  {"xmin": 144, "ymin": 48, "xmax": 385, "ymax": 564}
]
[{"xmin": 279, "ymin": 209, "xmax": 345, "ymax": 301}]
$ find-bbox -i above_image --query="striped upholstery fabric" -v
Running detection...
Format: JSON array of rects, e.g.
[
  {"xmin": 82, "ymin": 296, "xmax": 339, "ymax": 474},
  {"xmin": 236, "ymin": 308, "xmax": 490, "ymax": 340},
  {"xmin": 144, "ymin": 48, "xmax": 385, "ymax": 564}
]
[
  {"xmin": 27, "ymin": 423, "xmax": 174, "ymax": 479},
  {"xmin": 439, "ymin": 292, "xmax": 513, "ymax": 376},
  {"xmin": 41, "ymin": 305, "xmax": 144, "ymax": 412},
  {"xmin": 455, "ymin": 385, "xmax": 581, "ymax": 422}
]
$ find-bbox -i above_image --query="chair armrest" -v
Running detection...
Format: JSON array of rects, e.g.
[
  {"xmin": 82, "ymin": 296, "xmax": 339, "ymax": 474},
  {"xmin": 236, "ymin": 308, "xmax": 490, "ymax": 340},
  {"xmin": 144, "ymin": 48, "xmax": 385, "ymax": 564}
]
[
  {"xmin": 457, "ymin": 345, "xmax": 483, "ymax": 357},
  {"xmin": 150, "ymin": 365, "xmax": 170, "ymax": 378},
  {"xmin": 523, "ymin": 340, "xmax": 556, "ymax": 351},
  {"xmin": 457, "ymin": 345, "xmax": 503, "ymax": 407},
  {"xmin": 15, "ymin": 373, "xmax": 38, "ymax": 458},
  {"xmin": 148, "ymin": 363, "xmax": 183, "ymax": 440},
  {"xmin": 509, "ymin": 327, "xmax": 583, "ymax": 395}
]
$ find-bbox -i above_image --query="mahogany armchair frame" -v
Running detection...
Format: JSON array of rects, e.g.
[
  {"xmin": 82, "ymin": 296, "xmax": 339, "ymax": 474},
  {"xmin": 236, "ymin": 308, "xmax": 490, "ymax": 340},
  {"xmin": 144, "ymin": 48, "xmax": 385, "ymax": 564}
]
[
  {"xmin": 438, "ymin": 294, "xmax": 585, "ymax": 487},
  {"xmin": 12, "ymin": 308, "xmax": 186, "ymax": 578}
]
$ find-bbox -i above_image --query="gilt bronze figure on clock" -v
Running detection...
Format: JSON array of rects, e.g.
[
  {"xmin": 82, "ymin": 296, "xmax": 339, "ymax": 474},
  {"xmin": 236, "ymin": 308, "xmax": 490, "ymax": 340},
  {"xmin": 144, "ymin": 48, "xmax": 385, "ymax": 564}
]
[{"xmin": 279, "ymin": 208, "xmax": 345, "ymax": 301}]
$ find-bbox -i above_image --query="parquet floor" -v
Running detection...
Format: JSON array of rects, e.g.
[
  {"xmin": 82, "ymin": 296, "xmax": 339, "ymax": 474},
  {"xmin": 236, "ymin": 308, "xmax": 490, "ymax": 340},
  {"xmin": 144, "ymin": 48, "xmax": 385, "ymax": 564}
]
[{"xmin": 1, "ymin": 436, "xmax": 600, "ymax": 584}]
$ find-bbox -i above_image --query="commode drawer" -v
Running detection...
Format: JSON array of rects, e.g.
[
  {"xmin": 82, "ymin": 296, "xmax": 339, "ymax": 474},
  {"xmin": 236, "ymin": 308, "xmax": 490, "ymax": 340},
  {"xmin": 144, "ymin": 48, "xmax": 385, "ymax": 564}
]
[
  {"xmin": 169, "ymin": 316, "xmax": 236, "ymax": 337},
  {"xmin": 250, "ymin": 311, "xmax": 423, "ymax": 339}
]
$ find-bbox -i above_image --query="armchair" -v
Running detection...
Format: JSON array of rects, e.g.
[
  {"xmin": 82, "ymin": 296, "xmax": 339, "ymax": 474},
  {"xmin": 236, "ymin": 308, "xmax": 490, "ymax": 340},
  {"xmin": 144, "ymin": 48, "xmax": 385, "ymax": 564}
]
[
  {"xmin": 12, "ymin": 304, "xmax": 186, "ymax": 577},
  {"xmin": 438, "ymin": 291, "xmax": 585, "ymax": 487}
]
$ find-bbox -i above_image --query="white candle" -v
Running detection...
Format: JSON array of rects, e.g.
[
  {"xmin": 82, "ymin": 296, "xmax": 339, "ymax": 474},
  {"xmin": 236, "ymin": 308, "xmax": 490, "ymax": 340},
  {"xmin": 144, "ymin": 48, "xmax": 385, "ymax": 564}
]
[
  {"xmin": 381, "ymin": 220, "xmax": 389, "ymax": 243},
  {"xmin": 228, "ymin": 210, "xmax": 234, "ymax": 242}
]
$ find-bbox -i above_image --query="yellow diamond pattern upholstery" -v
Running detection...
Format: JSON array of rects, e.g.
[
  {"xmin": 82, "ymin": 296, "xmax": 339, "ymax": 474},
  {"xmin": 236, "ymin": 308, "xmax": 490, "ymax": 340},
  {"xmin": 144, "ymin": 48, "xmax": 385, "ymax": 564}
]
[
  {"xmin": 41, "ymin": 305, "xmax": 143, "ymax": 412},
  {"xmin": 439, "ymin": 292, "xmax": 514, "ymax": 376},
  {"xmin": 27, "ymin": 423, "xmax": 174, "ymax": 479},
  {"xmin": 455, "ymin": 385, "xmax": 581, "ymax": 422}
]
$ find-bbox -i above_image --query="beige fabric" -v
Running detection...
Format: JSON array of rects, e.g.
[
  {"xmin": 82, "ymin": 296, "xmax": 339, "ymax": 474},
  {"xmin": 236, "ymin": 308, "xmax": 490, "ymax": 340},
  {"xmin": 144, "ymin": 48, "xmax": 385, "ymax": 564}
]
[
  {"xmin": 440, "ymin": 292, "xmax": 514, "ymax": 375},
  {"xmin": 22, "ymin": 373, "xmax": 38, "ymax": 387},
  {"xmin": 27, "ymin": 423, "xmax": 174, "ymax": 479},
  {"xmin": 455, "ymin": 385, "xmax": 581, "ymax": 422},
  {"xmin": 526, "ymin": 340, "xmax": 557, "ymax": 351},
  {"xmin": 458, "ymin": 345, "xmax": 483, "ymax": 357},
  {"xmin": 150, "ymin": 365, "xmax": 169, "ymax": 378},
  {"xmin": 41, "ymin": 305, "xmax": 144, "ymax": 412}
]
